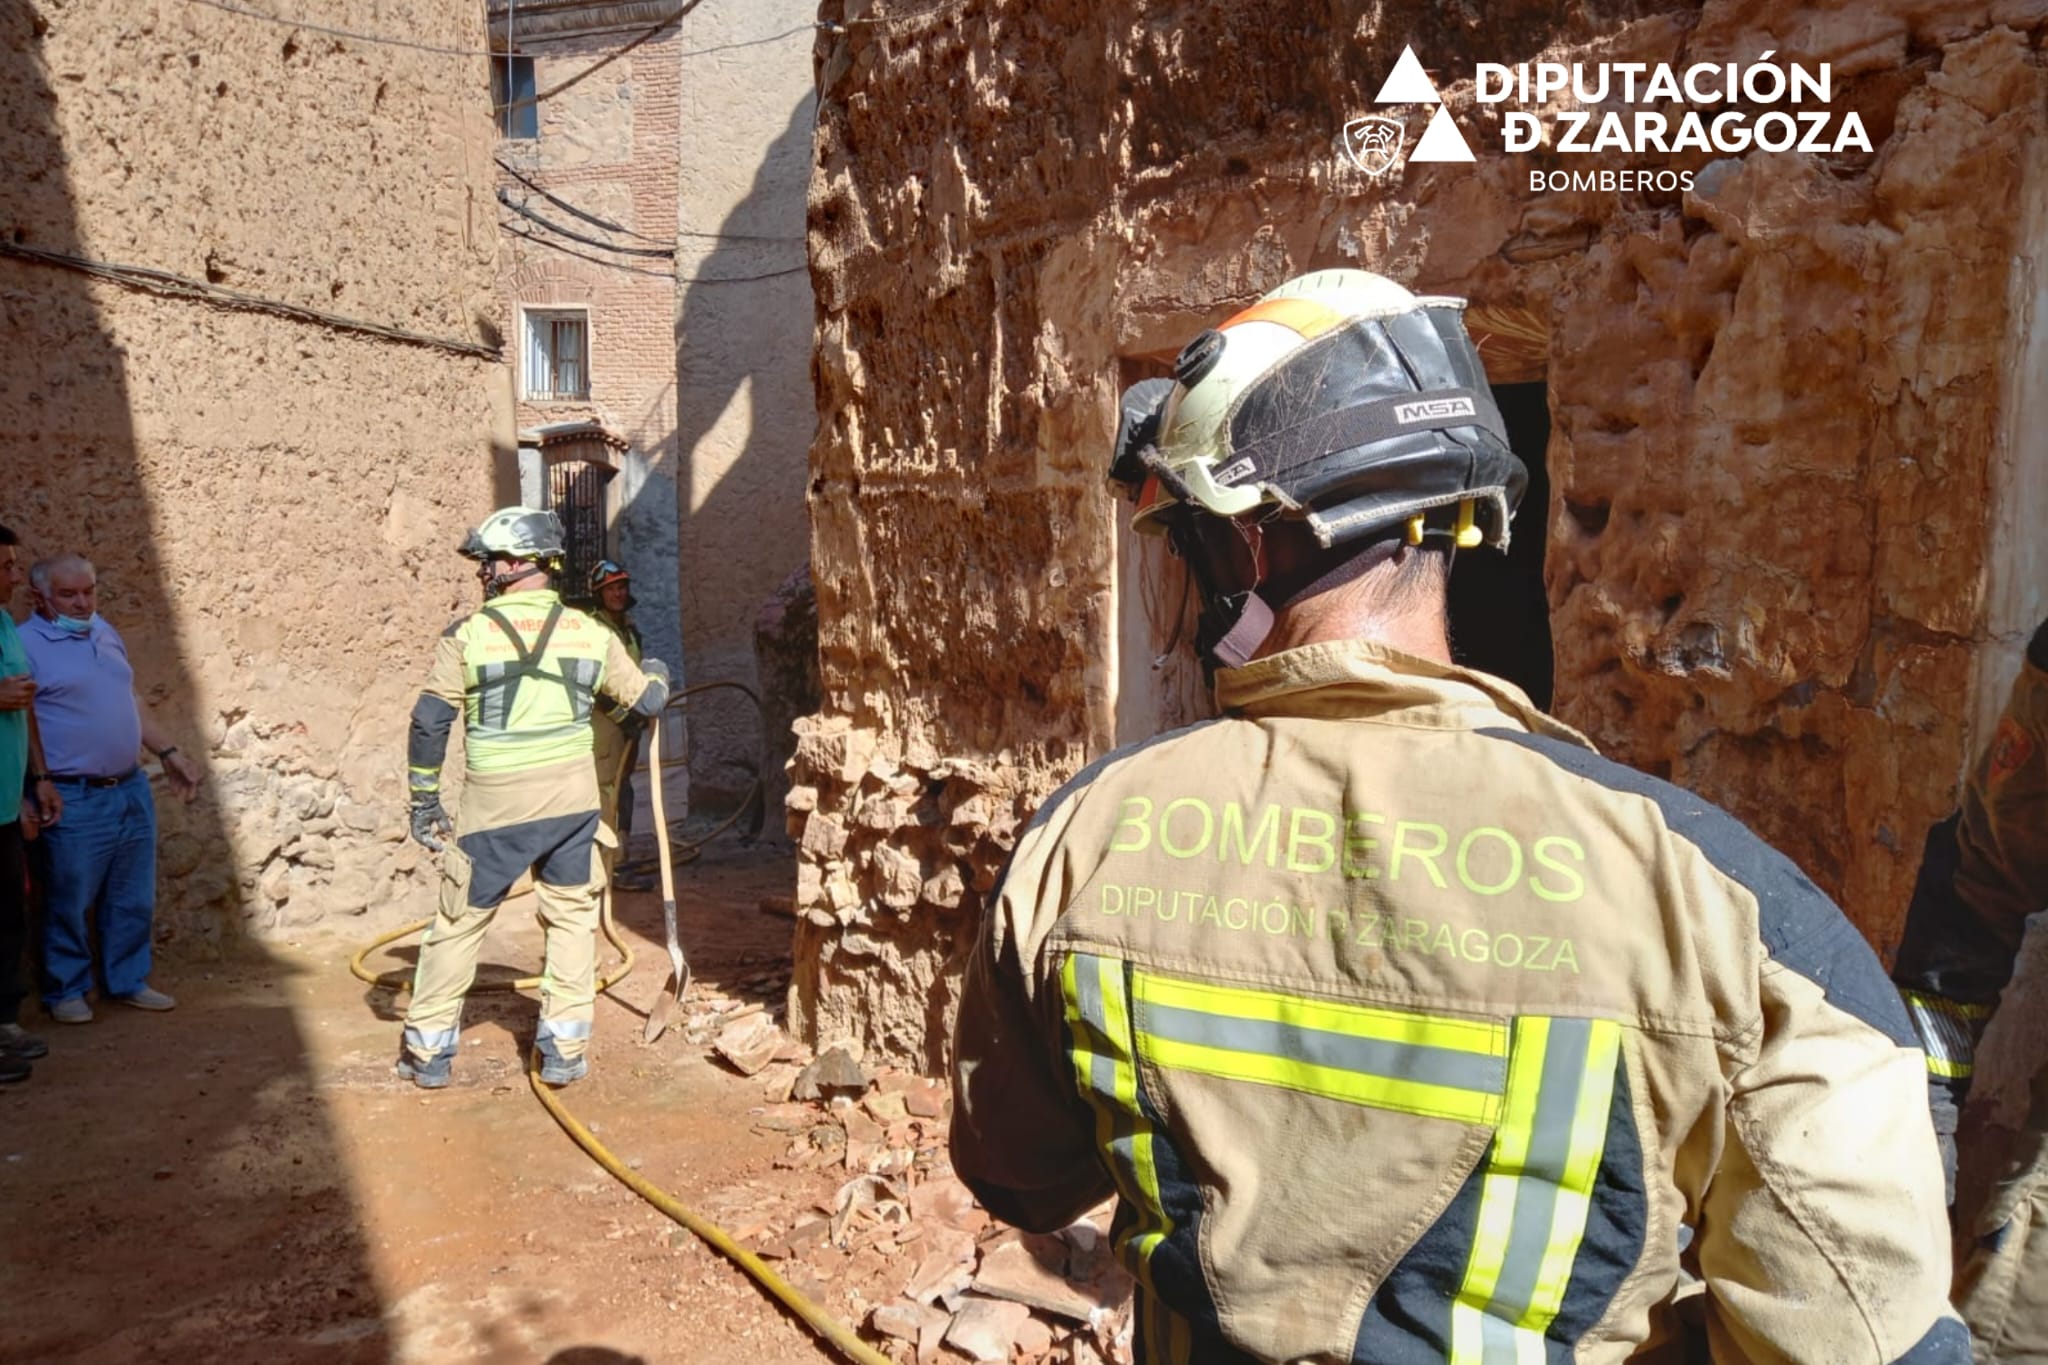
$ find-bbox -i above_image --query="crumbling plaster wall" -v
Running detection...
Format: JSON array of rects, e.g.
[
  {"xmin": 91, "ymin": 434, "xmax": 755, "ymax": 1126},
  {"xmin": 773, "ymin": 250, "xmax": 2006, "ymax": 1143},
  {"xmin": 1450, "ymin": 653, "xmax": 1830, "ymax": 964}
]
[
  {"xmin": 795, "ymin": 0, "xmax": 2048, "ymax": 1070},
  {"xmin": 3, "ymin": 2, "xmax": 510, "ymax": 949}
]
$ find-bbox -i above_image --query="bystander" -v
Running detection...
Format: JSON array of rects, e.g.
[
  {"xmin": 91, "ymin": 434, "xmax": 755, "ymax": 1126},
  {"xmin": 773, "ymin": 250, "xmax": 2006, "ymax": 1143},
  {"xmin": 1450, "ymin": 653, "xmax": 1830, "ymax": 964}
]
[{"xmin": 22, "ymin": 553, "xmax": 200, "ymax": 1023}]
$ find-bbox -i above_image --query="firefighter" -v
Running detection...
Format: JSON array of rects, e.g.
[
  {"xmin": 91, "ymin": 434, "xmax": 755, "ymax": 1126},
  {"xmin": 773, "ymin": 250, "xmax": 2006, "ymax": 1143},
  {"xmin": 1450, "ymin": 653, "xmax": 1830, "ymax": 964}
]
[
  {"xmin": 399, "ymin": 508, "xmax": 667, "ymax": 1089},
  {"xmin": 947, "ymin": 270, "xmax": 1966, "ymax": 1362},
  {"xmin": 1893, "ymin": 616, "xmax": 2048, "ymax": 1356},
  {"xmin": 585, "ymin": 559, "xmax": 646, "ymax": 887}
]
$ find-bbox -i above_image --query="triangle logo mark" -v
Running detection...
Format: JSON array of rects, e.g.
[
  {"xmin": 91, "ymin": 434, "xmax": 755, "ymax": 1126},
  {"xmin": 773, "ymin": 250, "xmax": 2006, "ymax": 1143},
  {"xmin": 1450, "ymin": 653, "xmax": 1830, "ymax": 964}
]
[
  {"xmin": 1409, "ymin": 105, "xmax": 1475, "ymax": 163},
  {"xmin": 1373, "ymin": 45, "xmax": 1440, "ymax": 105}
]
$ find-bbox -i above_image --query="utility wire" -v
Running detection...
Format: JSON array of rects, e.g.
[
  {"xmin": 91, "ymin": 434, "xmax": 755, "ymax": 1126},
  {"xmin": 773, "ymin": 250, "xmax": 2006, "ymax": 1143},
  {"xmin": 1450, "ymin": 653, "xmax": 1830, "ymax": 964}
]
[
  {"xmin": 180, "ymin": 0, "xmax": 974, "ymax": 62},
  {"xmin": 0, "ymin": 240, "xmax": 499, "ymax": 359},
  {"xmin": 678, "ymin": 263, "xmax": 809, "ymax": 284},
  {"xmin": 677, "ymin": 227, "xmax": 805, "ymax": 242},
  {"xmin": 674, "ymin": 23, "xmax": 816, "ymax": 58},
  {"xmin": 500, "ymin": 223, "xmax": 808, "ymax": 284},
  {"xmin": 179, "ymin": 0, "xmax": 709, "ymax": 120},
  {"xmin": 499, "ymin": 1, "xmax": 705, "ymax": 116},
  {"xmin": 495, "ymin": 158, "xmax": 672, "ymax": 244},
  {"xmin": 500, "ymin": 221, "xmax": 678, "ymax": 279},
  {"xmin": 498, "ymin": 191, "xmax": 676, "ymax": 258},
  {"xmin": 496, "ymin": 159, "xmax": 802, "ymax": 245},
  {"xmin": 178, "ymin": 0, "xmax": 501, "ymax": 55}
]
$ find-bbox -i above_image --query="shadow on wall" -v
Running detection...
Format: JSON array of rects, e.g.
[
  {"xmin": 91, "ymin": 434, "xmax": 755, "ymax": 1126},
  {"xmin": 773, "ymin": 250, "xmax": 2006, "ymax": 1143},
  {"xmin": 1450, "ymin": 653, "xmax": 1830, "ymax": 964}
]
[
  {"xmin": 0, "ymin": 10, "xmax": 387, "ymax": 1357},
  {"xmin": 663, "ymin": 93, "xmax": 818, "ymax": 819}
]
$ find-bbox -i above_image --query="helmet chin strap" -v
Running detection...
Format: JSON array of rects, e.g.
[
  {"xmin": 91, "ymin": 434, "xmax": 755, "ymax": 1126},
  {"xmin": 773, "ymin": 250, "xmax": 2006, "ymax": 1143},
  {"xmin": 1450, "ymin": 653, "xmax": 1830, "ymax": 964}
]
[
  {"xmin": 1171, "ymin": 513, "xmax": 1411, "ymax": 671},
  {"xmin": 479, "ymin": 559, "xmax": 547, "ymax": 600}
]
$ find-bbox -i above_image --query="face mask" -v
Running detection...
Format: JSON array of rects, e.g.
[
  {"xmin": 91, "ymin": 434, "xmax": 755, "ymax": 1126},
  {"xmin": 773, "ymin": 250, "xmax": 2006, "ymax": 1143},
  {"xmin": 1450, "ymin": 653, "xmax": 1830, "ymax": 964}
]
[{"xmin": 55, "ymin": 614, "xmax": 94, "ymax": 636}]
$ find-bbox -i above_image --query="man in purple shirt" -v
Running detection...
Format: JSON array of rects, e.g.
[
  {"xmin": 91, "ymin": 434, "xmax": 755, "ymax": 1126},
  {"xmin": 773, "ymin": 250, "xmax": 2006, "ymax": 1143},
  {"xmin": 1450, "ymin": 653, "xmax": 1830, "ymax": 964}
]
[{"xmin": 23, "ymin": 554, "xmax": 201, "ymax": 1022}]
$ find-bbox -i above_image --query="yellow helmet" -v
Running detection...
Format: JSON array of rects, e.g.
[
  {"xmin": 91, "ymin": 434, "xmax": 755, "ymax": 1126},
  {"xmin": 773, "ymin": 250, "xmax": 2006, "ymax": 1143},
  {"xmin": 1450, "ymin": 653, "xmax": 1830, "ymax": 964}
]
[{"xmin": 1111, "ymin": 270, "xmax": 1526, "ymax": 553}]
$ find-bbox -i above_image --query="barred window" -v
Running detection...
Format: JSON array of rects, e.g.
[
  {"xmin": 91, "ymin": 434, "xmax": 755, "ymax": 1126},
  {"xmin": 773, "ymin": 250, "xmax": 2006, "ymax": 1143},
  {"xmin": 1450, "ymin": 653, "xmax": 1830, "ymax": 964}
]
[{"xmin": 522, "ymin": 309, "xmax": 589, "ymax": 402}]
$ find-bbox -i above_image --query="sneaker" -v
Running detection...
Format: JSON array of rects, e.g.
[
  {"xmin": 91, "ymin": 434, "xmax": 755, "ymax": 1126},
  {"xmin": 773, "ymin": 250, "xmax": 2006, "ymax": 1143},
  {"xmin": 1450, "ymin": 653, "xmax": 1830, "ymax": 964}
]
[
  {"xmin": 538, "ymin": 1052, "xmax": 589, "ymax": 1086},
  {"xmin": 393, "ymin": 1052, "xmax": 452, "ymax": 1090},
  {"xmin": 48, "ymin": 997, "xmax": 92, "ymax": 1025},
  {"xmin": 0, "ymin": 1053, "xmax": 29, "ymax": 1084},
  {"xmin": 119, "ymin": 986, "xmax": 177, "ymax": 1012},
  {"xmin": 0, "ymin": 1024, "xmax": 49, "ymax": 1059}
]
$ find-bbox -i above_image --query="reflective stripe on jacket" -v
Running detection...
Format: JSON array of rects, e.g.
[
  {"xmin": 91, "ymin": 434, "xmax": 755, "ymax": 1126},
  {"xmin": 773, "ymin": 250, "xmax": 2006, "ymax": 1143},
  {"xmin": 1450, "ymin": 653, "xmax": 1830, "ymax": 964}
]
[
  {"xmin": 951, "ymin": 640, "xmax": 1964, "ymax": 1365},
  {"xmin": 1894, "ymin": 635, "xmax": 2048, "ymax": 1088}
]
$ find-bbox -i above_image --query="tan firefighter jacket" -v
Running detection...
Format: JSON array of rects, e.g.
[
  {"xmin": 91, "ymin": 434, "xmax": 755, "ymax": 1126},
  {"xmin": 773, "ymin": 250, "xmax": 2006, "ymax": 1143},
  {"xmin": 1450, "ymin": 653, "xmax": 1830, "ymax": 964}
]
[
  {"xmin": 1893, "ymin": 635, "xmax": 2048, "ymax": 1110},
  {"xmin": 951, "ymin": 640, "xmax": 1965, "ymax": 1365}
]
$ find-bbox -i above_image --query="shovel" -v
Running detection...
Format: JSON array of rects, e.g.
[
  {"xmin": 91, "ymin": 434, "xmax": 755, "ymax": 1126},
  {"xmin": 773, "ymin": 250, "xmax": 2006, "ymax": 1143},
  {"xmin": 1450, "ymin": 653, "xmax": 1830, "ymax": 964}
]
[{"xmin": 641, "ymin": 703, "xmax": 691, "ymax": 1044}]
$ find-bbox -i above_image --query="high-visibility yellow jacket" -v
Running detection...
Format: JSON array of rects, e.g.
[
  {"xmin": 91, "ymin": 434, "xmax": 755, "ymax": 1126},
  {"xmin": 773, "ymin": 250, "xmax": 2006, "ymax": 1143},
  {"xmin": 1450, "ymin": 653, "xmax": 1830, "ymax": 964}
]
[
  {"xmin": 951, "ymin": 640, "xmax": 1964, "ymax": 1365},
  {"xmin": 409, "ymin": 588, "xmax": 661, "ymax": 788}
]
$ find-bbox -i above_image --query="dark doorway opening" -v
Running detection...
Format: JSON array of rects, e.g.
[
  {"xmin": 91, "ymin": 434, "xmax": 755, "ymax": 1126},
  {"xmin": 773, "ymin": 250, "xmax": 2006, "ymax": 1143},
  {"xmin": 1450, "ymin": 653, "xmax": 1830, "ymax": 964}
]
[{"xmin": 1449, "ymin": 382, "xmax": 1554, "ymax": 709}]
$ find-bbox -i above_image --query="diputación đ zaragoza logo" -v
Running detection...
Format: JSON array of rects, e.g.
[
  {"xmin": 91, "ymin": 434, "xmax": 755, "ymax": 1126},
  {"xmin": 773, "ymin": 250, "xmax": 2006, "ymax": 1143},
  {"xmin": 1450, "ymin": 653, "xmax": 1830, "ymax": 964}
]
[{"xmin": 1344, "ymin": 44, "xmax": 1873, "ymax": 193}]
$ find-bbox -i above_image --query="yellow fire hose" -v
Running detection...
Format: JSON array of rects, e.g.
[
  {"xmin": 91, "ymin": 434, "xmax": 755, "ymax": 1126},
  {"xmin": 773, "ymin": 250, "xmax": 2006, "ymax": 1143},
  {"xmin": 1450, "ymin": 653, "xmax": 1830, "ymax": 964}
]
[{"xmin": 349, "ymin": 682, "xmax": 894, "ymax": 1365}]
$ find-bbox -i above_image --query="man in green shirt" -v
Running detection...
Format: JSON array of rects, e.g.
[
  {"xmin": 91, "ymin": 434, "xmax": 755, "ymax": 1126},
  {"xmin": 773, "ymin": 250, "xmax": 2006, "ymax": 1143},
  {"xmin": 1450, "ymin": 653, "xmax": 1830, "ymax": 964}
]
[{"xmin": 0, "ymin": 522, "xmax": 59, "ymax": 1079}]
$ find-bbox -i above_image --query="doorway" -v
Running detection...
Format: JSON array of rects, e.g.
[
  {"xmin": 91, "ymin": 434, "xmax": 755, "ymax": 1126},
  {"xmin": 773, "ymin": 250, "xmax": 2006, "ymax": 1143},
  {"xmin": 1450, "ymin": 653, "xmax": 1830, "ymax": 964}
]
[{"xmin": 1448, "ymin": 382, "xmax": 1554, "ymax": 708}]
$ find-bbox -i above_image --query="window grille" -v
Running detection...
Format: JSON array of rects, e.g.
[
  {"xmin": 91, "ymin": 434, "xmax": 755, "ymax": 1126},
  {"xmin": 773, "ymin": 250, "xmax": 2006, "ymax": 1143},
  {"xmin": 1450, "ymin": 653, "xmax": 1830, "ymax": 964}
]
[
  {"xmin": 523, "ymin": 310, "xmax": 589, "ymax": 401},
  {"xmin": 548, "ymin": 459, "xmax": 610, "ymax": 595}
]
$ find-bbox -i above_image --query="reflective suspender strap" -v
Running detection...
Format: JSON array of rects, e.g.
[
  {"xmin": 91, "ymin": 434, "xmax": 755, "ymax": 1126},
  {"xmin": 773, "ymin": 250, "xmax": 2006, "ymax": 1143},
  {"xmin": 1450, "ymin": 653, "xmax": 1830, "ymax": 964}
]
[
  {"xmin": 1450, "ymin": 1016, "xmax": 1623, "ymax": 1365},
  {"xmin": 471, "ymin": 603, "xmax": 568, "ymax": 725}
]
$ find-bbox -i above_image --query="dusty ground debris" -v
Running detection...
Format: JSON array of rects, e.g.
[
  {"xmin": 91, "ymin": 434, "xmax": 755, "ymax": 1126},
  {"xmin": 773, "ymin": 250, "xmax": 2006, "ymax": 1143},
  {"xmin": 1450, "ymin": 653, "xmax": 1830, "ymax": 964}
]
[{"xmin": 2, "ymin": 841, "xmax": 1132, "ymax": 1364}]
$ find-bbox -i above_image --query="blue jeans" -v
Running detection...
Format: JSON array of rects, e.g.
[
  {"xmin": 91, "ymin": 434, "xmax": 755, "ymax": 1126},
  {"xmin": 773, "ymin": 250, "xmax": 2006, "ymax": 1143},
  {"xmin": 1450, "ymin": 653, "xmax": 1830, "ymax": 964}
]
[{"xmin": 39, "ymin": 770, "xmax": 157, "ymax": 1003}]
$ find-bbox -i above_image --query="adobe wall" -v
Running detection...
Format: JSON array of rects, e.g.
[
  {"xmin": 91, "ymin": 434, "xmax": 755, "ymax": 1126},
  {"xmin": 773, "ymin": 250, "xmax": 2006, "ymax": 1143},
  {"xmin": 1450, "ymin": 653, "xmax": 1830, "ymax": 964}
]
[
  {"xmin": 794, "ymin": 0, "xmax": 2048, "ymax": 1069},
  {"xmin": 2, "ymin": 2, "xmax": 511, "ymax": 947}
]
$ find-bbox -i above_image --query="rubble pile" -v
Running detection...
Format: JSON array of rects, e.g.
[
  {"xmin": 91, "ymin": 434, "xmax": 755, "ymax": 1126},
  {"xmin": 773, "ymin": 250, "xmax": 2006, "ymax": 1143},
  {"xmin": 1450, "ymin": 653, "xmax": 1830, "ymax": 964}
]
[{"xmin": 679, "ymin": 986, "xmax": 1135, "ymax": 1364}]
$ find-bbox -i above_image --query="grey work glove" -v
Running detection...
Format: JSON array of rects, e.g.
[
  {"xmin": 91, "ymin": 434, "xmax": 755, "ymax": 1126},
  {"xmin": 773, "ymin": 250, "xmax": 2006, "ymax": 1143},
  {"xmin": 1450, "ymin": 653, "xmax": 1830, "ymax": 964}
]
[
  {"xmin": 409, "ymin": 793, "xmax": 453, "ymax": 853},
  {"xmin": 633, "ymin": 658, "xmax": 672, "ymax": 718}
]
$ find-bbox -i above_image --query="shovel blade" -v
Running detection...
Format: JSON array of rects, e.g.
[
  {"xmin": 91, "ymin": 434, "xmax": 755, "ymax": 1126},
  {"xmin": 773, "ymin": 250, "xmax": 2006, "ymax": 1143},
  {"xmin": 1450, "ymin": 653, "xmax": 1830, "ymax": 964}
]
[
  {"xmin": 641, "ymin": 904, "xmax": 691, "ymax": 1044},
  {"xmin": 642, "ymin": 977, "xmax": 682, "ymax": 1044}
]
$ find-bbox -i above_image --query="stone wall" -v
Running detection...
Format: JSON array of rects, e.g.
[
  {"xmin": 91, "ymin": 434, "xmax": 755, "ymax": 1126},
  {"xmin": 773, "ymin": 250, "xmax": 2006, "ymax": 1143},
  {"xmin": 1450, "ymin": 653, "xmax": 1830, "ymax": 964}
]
[
  {"xmin": 3, "ymin": 2, "xmax": 510, "ymax": 948},
  {"xmin": 794, "ymin": 0, "xmax": 2048, "ymax": 1069}
]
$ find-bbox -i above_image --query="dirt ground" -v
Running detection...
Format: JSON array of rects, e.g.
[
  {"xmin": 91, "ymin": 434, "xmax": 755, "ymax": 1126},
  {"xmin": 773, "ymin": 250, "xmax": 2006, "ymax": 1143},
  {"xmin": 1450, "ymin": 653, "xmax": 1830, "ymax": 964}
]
[{"xmin": 0, "ymin": 839, "xmax": 907, "ymax": 1365}]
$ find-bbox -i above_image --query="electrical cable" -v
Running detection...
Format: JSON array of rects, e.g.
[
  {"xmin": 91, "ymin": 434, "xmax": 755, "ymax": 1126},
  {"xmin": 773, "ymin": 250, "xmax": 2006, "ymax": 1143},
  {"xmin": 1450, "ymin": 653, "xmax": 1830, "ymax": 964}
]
[
  {"xmin": 677, "ymin": 264, "xmax": 809, "ymax": 284},
  {"xmin": 179, "ymin": 0, "xmax": 976, "ymax": 61},
  {"xmin": 493, "ymin": 162, "xmax": 803, "ymax": 247},
  {"xmin": 501, "ymin": 221, "xmax": 808, "ymax": 285},
  {"xmin": 500, "ymin": 221, "xmax": 679, "ymax": 279},
  {"xmin": 499, "ymin": 0, "xmax": 706, "ymax": 117},
  {"xmin": 0, "ymin": 240, "xmax": 499, "ymax": 360},
  {"xmin": 674, "ymin": 23, "xmax": 818, "ymax": 58},
  {"xmin": 178, "ymin": 0, "xmax": 501, "ymax": 56},
  {"xmin": 178, "ymin": 0, "xmax": 708, "ymax": 122},
  {"xmin": 677, "ymin": 227, "xmax": 807, "ymax": 242},
  {"xmin": 499, "ymin": 192, "xmax": 677, "ymax": 258},
  {"xmin": 495, "ymin": 159, "xmax": 674, "ymax": 244}
]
